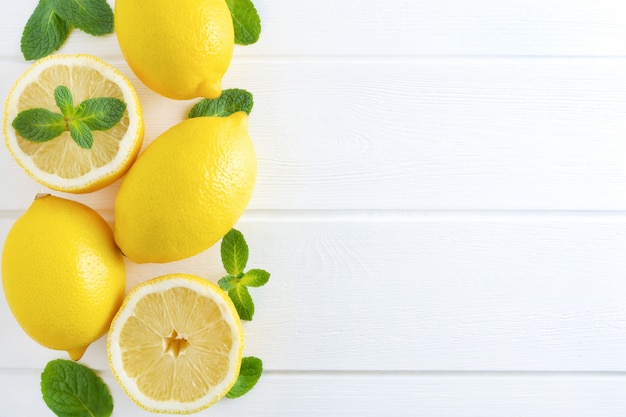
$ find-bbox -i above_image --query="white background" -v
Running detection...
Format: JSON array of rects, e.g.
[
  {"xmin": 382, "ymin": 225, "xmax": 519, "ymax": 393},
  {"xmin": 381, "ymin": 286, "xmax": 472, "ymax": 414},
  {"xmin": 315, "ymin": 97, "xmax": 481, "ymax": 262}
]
[{"xmin": 2, "ymin": 0, "xmax": 626, "ymax": 415}]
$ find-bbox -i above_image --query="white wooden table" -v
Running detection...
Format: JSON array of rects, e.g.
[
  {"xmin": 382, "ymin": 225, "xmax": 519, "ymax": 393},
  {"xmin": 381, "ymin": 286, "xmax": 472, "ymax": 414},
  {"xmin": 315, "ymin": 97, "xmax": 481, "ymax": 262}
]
[{"xmin": 2, "ymin": 0, "xmax": 626, "ymax": 415}]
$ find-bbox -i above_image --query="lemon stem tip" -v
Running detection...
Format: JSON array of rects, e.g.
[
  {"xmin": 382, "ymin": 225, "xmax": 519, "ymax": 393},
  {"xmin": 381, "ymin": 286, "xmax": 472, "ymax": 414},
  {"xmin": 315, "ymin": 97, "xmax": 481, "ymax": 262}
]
[{"xmin": 67, "ymin": 346, "xmax": 88, "ymax": 361}]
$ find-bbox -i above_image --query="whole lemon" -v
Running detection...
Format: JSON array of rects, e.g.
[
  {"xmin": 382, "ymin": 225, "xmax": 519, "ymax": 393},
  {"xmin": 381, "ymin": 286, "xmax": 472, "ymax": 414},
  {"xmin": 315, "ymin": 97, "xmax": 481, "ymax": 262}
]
[
  {"xmin": 114, "ymin": 112, "xmax": 257, "ymax": 264},
  {"xmin": 2, "ymin": 194, "xmax": 126, "ymax": 360},
  {"xmin": 114, "ymin": 0, "xmax": 234, "ymax": 100}
]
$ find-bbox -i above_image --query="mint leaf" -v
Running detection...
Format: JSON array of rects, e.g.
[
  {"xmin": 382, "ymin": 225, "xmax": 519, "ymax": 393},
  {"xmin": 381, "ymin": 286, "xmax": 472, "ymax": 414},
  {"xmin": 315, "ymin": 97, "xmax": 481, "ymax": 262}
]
[
  {"xmin": 240, "ymin": 269, "xmax": 270, "ymax": 287},
  {"xmin": 12, "ymin": 109, "xmax": 66, "ymax": 142},
  {"xmin": 189, "ymin": 89, "xmax": 254, "ymax": 118},
  {"xmin": 20, "ymin": 0, "xmax": 113, "ymax": 61},
  {"xmin": 12, "ymin": 86, "xmax": 126, "ymax": 149},
  {"xmin": 21, "ymin": 0, "xmax": 71, "ymax": 61},
  {"xmin": 225, "ymin": 0, "xmax": 261, "ymax": 45},
  {"xmin": 219, "ymin": 229, "xmax": 269, "ymax": 321},
  {"xmin": 48, "ymin": 0, "xmax": 113, "ymax": 36},
  {"xmin": 229, "ymin": 284, "xmax": 254, "ymax": 320},
  {"xmin": 226, "ymin": 356, "xmax": 263, "ymax": 399},
  {"xmin": 54, "ymin": 86, "xmax": 74, "ymax": 117},
  {"xmin": 74, "ymin": 98, "xmax": 126, "ymax": 130},
  {"xmin": 69, "ymin": 119, "xmax": 94, "ymax": 149},
  {"xmin": 221, "ymin": 229, "xmax": 249, "ymax": 276},
  {"xmin": 218, "ymin": 274, "xmax": 240, "ymax": 292},
  {"xmin": 41, "ymin": 359, "xmax": 113, "ymax": 417}
]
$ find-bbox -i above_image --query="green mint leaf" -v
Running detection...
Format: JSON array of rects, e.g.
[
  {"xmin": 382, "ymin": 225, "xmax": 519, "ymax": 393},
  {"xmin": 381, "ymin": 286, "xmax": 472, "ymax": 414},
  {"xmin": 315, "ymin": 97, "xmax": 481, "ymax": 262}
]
[
  {"xmin": 226, "ymin": 356, "xmax": 263, "ymax": 399},
  {"xmin": 221, "ymin": 229, "xmax": 249, "ymax": 276},
  {"xmin": 54, "ymin": 86, "xmax": 74, "ymax": 117},
  {"xmin": 189, "ymin": 89, "xmax": 254, "ymax": 118},
  {"xmin": 41, "ymin": 359, "xmax": 113, "ymax": 417},
  {"xmin": 225, "ymin": 0, "xmax": 261, "ymax": 45},
  {"xmin": 48, "ymin": 0, "xmax": 113, "ymax": 36},
  {"xmin": 218, "ymin": 274, "xmax": 240, "ymax": 292},
  {"xmin": 74, "ymin": 97, "xmax": 126, "ymax": 131},
  {"xmin": 240, "ymin": 269, "xmax": 270, "ymax": 287},
  {"xmin": 229, "ymin": 284, "xmax": 254, "ymax": 320},
  {"xmin": 69, "ymin": 119, "xmax": 94, "ymax": 149},
  {"xmin": 12, "ymin": 108, "xmax": 66, "ymax": 143},
  {"xmin": 21, "ymin": 0, "xmax": 71, "ymax": 60}
]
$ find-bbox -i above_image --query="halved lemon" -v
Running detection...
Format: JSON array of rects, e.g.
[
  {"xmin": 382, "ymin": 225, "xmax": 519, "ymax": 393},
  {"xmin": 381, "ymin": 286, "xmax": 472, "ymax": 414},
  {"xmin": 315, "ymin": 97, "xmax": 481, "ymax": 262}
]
[
  {"xmin": 3, "ymin": 54, "xmax": 143, "ymax": 193},
  {"xmin": 108, "ymin": 274, "xmax": 244, "ymax": 414}
]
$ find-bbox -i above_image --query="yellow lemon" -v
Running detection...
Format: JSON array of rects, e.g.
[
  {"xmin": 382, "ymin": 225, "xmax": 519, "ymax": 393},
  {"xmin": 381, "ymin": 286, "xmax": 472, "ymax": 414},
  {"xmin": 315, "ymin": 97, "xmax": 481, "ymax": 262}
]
[
  {"xmin": 3, "ymin": 54, "xmax": 144, "ymax": 193},
  {"xmin": 115, "ymin": 0, "xmax": 234, "ymax": 100},
  {"xmin": 108, "ymin": 273, "xmax": 243, "ymax": 414},
  {"xmin": 2, "ymin": 194, "xmax": 126, "ymax": 360},
  {"xmin": 114, "ymin": 112, "xmax": 257, "ymax": 263}
]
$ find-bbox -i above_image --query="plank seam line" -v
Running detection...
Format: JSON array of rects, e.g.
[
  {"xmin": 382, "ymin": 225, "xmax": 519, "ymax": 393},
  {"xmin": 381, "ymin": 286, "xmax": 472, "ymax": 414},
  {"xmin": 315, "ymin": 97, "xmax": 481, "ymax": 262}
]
[
  {"xmin": 5, "ymin": 209, "xmax": 626, "ymax": 222},
  {"xmin": 265, "ymin": 370, "xmax": 626, "ymax": 378},
  {"xmin": 2, "ymin": 54, "xmax": 626, "ymax": 64},
  {"xmin": 4, "ymin": 369, "xmax": 626, "ymax": 378},
  {"xmin": 240, "ymin": 210, "xmax": 626, "ymax": 223}
]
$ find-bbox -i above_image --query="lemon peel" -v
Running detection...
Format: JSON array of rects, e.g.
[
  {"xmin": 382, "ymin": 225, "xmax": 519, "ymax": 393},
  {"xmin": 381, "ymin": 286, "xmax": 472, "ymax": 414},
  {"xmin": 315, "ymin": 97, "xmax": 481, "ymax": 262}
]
[
  {"xmin": 3, "ymin": 54, "xmax": 144, "ymax": 193},
  {"xmin": 108, "ymin": 274, "xmax": 243, "ymax": 414},
  {"xmin": 114, "ymin": 112, "xmax": 257, "ymax": 264},
  {"xmin": 2, "ymin": 194, "xmax": 125, "ymax": 360},
  {"xmin": 115, "ymin": 0, "xmax": 234, "ymax": 100}
]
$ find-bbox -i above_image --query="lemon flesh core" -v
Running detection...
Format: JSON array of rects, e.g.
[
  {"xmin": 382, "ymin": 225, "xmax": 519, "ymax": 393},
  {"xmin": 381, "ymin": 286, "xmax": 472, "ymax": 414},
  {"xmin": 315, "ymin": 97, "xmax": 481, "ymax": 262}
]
[
  {"xmin": 115, "ymin": 0, "xmax": 234, "ymax": 99},
  {"xmin": 108, "ymin": 274, "xmax": 243, "ymax": 414},
  {"xmin": 114, "ymin": 112, "xmax": 257, "ymax": 263},
  {"xmin": 3, "ymin": 54, "xmax": 144, "ymax": 193},
  {"xmin": 1, "ymin": 194, "xmax": 126, "ymax": 360}
]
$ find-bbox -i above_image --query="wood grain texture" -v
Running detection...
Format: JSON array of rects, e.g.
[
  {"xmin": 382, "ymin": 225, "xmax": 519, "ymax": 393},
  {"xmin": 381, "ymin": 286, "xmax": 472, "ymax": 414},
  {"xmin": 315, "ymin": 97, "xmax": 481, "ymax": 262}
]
[
  {"xmin": 4, "ymin": 371, "xmax": 626, "ymax": 417},
  {"xmin": 1, "ymin": 59, "xmax": 626, "ymax": 210},
  {"xmin": 2, "ymin": 0, "xmax": 626, "ymax": 58},
  {"xmin": 2, "ymin": 0, "xmax": 626, "ymax": 415},
  {"xmin": 2, "ymin": 215, "xmax": 626, "ymax": 372}
]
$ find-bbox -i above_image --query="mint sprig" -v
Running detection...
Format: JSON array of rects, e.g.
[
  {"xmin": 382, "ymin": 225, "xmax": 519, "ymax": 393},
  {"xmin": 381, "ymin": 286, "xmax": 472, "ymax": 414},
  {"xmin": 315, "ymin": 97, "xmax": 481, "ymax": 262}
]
[
  {"xmin": 21, "ymin": 0, "xmax": 113, "ymax": 61},
  {"xmin": 225, "ymin": 0, "xmax": 262, "ymax": 45},
  {"xmin": 41, "ymin": 359, "xmax": 113, "ymax": 417},
  {"xmin": 21, "ymin": 0, "xmax": 71, "ymax": 61},
  {"xmin": 189, "ymin": 89, "xmax": 254, "ymax": 119},
  {"xmin": 12, "ymin": 85, "xmax": 126, "ymax": 149},
  {"xmin": 219, "ymin": 231, "xmax": 266, "ymax": 399},
  {"xmin": 48, "ymin": 0, "xmax": 113, "ymax": 36},
  {"xmin": 218, "ymin": 229, "xmax": 269, "ymax": 321},
  {"xmin": 226, "ymin": 356, "xmax": 263, "ymax": 399}
]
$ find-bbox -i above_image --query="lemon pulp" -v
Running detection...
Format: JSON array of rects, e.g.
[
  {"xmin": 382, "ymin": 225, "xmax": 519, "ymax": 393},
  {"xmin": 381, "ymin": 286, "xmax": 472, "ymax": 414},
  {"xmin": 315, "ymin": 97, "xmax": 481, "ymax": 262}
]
[
  {"xmin": 108, "ymin": 274, "xmax": 243, "ymax": 414},
  {"xmin": 3, "ymin": 54, "xmax": 144, "ymax": 193}
]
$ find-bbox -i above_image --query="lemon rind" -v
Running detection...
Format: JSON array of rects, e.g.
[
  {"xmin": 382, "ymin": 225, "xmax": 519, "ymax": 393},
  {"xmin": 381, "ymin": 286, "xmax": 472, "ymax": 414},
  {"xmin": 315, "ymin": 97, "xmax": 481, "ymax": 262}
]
[
  {"xmin": 3, "ymin": 54, "xmax": 144, "ymax": 193},
  {"xmin": 107, "ymin": 274, "xmax": 244, "ymax": 414}
]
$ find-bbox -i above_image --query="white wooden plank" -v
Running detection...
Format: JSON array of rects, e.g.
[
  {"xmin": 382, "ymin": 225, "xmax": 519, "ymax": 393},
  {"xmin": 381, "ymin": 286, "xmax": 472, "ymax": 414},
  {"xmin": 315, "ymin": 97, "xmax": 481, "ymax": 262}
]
[
  {"xmin": 2, "ymin": 214, "xmax": 626, "ymax": 371},
  {"xmin": 3, "ymin": 370, "xmax": 626, "ymax": 417},
  {"xmin": 3, "ymin": 0, "xmax": 626, "ymax": 58},
  {"xmin": 2, "ymin": 59, "xmax": 626, "ymax": 210}
]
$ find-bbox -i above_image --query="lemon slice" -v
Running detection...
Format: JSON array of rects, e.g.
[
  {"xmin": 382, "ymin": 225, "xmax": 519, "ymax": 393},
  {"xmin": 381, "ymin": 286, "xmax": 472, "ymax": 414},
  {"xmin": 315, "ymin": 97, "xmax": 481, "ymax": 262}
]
[
  {"xmin": 108, "ymin": 274, "xmax": 244, "ymax": 414},
  {"xmin": 3, "ymin": 54, "xmax": 143, "ymax": 193}
]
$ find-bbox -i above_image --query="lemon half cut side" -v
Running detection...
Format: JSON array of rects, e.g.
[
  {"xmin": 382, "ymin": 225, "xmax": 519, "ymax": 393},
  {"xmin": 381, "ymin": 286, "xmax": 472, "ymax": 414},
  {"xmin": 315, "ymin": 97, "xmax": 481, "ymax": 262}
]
[
  {"xmin": 3, "ymin": 54, "xmax": 144, "ymax": 193},
  {"xmin": 108, "ymin": 274, "xmax": 244, "ymax": 414}
]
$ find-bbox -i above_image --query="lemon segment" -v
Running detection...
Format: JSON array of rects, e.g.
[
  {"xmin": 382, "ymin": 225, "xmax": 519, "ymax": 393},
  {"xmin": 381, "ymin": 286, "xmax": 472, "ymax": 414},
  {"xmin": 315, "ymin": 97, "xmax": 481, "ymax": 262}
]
[
  {"xmin": 115, "ymin": 0, "xmax": 234, "ymax": 100},
  {"xmin": 3, "ymin": 54, "xmax": 144, "ymax": 193},
  {"xmin": 2, "ymin": 194, "xmax": 126, "ymax": 360},
  {"xmin": 108, "ymin": 274, "xmax": 244, "ymax": 414},
  {"xmin": 114, "ymin": 112, "xmax": 257, "ymax": 264}
]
